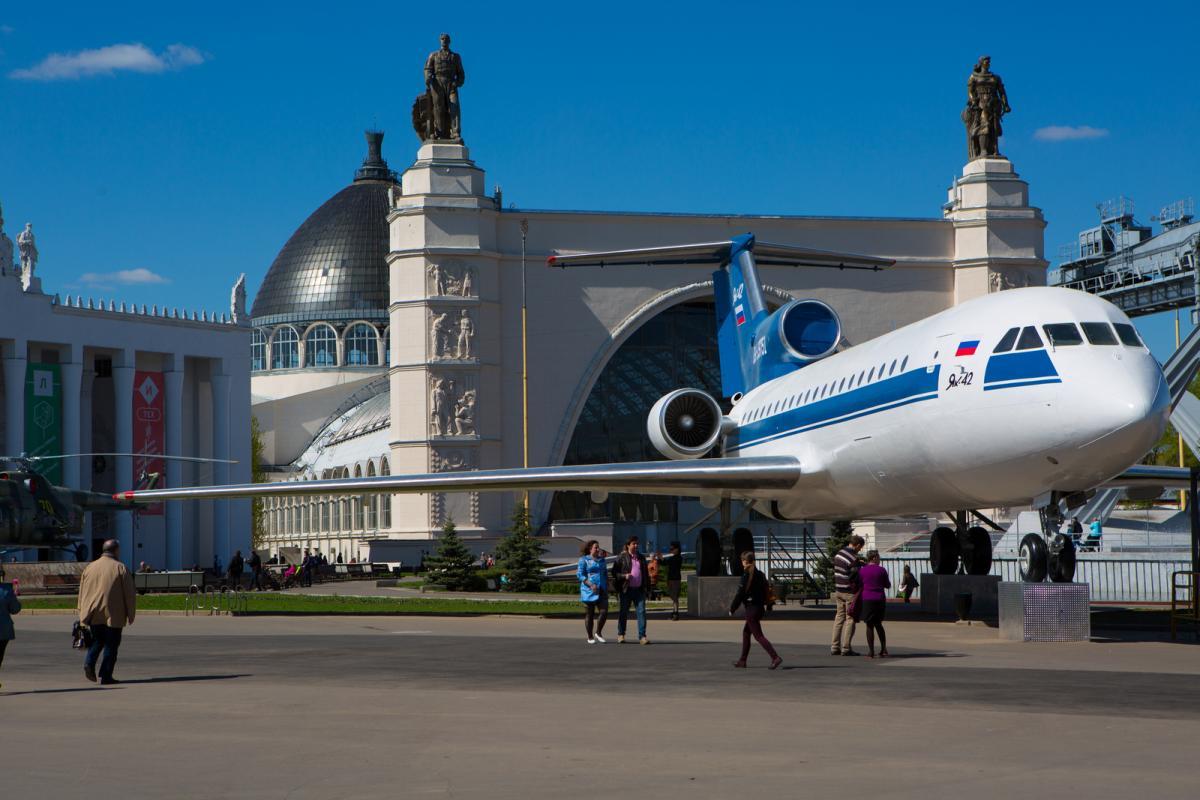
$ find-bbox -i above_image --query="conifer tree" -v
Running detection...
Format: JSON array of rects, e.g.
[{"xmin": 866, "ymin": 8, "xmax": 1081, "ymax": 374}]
[
  {"xmin": 494, "ymin": 502, "xmax": 545, "ymax": 592},
  {"xmin": 424, "ymin": 518, "xmax": 477, "ymax": 591}
]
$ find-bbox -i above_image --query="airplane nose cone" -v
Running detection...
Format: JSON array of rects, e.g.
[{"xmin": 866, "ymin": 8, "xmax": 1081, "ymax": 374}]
[{"xmin": 1090, "ymin": 360, "xmax": 1169, "ymax": 443}]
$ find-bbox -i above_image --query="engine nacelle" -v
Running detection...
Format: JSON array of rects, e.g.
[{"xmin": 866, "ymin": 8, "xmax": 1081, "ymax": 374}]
[
  {"xmin": 750, "ymin": 299, "xmax": 842, "ymax": 385},
  {"xmin": 647, "ymin": 389, "xmax": 725, "ymax": 460}
]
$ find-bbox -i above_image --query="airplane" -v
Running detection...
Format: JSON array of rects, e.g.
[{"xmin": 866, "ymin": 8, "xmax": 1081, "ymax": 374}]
[{"xmin": 116, "ymin": 233, "xmax": 1184, "ymax": 583}]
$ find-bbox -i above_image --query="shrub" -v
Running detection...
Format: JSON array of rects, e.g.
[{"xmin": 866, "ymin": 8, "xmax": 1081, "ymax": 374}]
[
  {"xmin": 493, "ymin": 503, "xmax": 545, "ymax": 593},
  {"xmin": 423, "ymin": 519, "xmax": 478, "ymax": 591}
]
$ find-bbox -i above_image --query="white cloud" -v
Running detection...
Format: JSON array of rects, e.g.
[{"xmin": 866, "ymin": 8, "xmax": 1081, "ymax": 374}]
[
  {"xmin": 1, "ymin": 25, "xmax": 14, "ymax": 35},
  {"xmin": 9, "ymin": 42, "xmax": 206, "ymax": 81},
  {"xmin": 78, "ymin": 268, "xmax": 171, "ymax": 287},
  {"xmin": 1034, "ymin": 125, "xmax": 1110, "ymax": 142}
]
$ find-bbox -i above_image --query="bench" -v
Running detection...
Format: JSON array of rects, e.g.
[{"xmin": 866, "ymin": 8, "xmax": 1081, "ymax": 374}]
[{"xmin": 42, "ymin": 574, "xmax": 81, "ymax": 594}]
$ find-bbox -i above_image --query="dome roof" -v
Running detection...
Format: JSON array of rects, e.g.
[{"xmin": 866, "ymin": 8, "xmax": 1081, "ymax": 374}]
[{"xmin": 251, "ymin": 132, "xmax": 396, "ymax": 326}]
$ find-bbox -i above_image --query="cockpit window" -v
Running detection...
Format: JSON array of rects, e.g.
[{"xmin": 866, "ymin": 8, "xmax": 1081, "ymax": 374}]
[
  {"xmin": 1081, "ymin": 322, "xmax": 1118, "ymax": 346},
  {"xmin": 1042, "ymin": 323, "xmax": 1083, "ymax": 347},
  {"xmin": 994, "ymin": 327, "xmax": 1019, "ymax": 354},
  {"xmin": 1113, "ymin": 323, "xmax": 1144, "ymax": 348},
  {"xmin": 1015, "ymin": 326, "xmax": 1044, "ymax": 351}
]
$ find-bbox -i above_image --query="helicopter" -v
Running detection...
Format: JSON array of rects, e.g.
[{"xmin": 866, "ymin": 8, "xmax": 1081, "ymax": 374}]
[{"xmin": 0, "ymin": 453, "xmax": 234, "ymax": 559}]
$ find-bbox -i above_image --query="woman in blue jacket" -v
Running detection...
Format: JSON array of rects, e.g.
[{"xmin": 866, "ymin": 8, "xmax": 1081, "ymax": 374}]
[
  {"xmin": 0, "ymin": 580, "xmax": 21, "ymax": 689},
  {"xmin": 577, "ymin": 540, "xmax": 609, "ymax": 644}
]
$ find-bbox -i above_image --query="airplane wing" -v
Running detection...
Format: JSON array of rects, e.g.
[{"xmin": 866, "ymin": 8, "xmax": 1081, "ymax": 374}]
[
  {"xmin": 1099, "ymin": 464, "xmax": 1194, "ymax": 490},
  {"xmin": 546, "ymin": 239, "xmax": 894, "ymax": 271},
  {"xmin": 115, "ymin": 456, "xmax": 805, "ymax": 504}
]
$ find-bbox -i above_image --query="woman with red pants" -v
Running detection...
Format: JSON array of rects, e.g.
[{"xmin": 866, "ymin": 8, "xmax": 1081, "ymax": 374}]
[{"xmin": 729, "ymin": 551, "xmax": 782, "ymax": 670}]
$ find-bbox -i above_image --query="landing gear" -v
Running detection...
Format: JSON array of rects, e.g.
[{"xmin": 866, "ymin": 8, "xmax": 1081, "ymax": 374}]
[
  {"xmin": 929, "ymin": 526, "xmax": 959, "ymax": 574},
  {"xmin": 1048, "ymin": 533, "xmax": 1077, "ymax": 583},
  {"xmin": 928, "ymin": 512, "xmax": 996, "ymax": 575},
  {"xmin": 959, "ymin": 526, "xmax": 993, "ymax": 575},
  {"xmin": 1019, "ymin": 533, "xmax": 1048, "ymax": 582}
]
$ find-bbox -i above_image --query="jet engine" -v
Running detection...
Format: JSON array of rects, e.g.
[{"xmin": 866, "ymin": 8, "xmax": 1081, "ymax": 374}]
[{"xmin": 647, "ymin": 389, "xmax": 725, "ymax": 460}]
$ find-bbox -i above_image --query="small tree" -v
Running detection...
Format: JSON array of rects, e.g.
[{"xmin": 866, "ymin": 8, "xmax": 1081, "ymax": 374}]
[
  {"xmin": 424, "ymin": 519, "xmax": 477, "ymax": 591},
  {"xmin": 494, "ymin": 502, "xmax": 545, "ymax": 592},
  {"xmin": 817, "ymin": 520, "xmax": 854, "ymax": 593}
]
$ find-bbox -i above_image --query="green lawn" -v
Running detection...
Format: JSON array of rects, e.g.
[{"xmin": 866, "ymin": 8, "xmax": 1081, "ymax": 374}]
[{"xmin": 19, "ymin": 593, "xmax": 590, "ymax": 616}]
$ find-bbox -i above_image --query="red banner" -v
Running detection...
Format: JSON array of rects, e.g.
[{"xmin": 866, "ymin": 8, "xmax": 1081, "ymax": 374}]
[{"xmin": 133, "ymin": 370, "xmax": 165, "ymax": 516}]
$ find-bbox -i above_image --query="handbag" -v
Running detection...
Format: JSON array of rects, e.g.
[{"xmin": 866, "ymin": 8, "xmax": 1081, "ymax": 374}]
[{"xmin": 72, "ymin": 620, "xmax": 93, "ymax": 650}]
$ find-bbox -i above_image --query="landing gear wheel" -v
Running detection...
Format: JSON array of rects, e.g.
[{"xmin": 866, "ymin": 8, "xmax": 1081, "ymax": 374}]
[
  {"xmin": 959, "ymin": 526, "xmax": 993, "ymax": 575},
  {"xmin": 1048, "ymin": 533, "xmax": 1077, "ymax": 583},
  {"xmin": 697, "ymin": 528, "xmax": 721, "ymax": 577},
  {"xmin": 730, "ymin": 528, "xmax": 754, "ymax": 576},
  {"xmin": 929, "ymin": 526, "xmax": 960, "ymax": 575},
  {"xmin": 1019, "ymin": 534, "xmax": 1048, "ymax": 583}
]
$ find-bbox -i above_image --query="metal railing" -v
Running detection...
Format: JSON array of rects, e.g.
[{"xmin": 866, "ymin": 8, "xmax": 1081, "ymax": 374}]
[
  {"xmin": 1170, "ymin": 572, "xmax": 1198, "ymax": 641},
  {"xmin": 185, "ymin": 584, "xmax": 248, "ymax": 616},
  {"xmin": 873, "ymin": 556, "xmax": 1193, "ymax": 603}
]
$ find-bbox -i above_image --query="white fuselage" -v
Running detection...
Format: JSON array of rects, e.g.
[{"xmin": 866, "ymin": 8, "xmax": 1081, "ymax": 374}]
[{"xmin": 726, "ymin": 287, "xmax": 1169, "ymax": 519}]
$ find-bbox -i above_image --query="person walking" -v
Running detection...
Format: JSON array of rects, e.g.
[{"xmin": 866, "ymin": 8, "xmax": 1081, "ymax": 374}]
[
  {"xmin": 729, "ymin": 552, "xmax": 782, "ymax": 669},
  {"xmin": 301, "ymin": 549, "xmax": 314, "ymax": 587},
  {"xmin": 613, "ymin": 537, "xmax": 650, "ymax": 645},
  {"xmin": 0, "ymin": 579, "xmax": 21, "ymax": 689},
  {"xmin": 663, "ymin": 541, "xmax": 683, "ymax": 620},
  {"xmin": 576, "ymin": 540, "xmax": 609, "ymax": 644},
  {"xmin": 900, "ymin": 565, "xmax": 919, "ymax": 603},
  {"xmin": 77, "ymin": 539, "xmax": 136, "ymax": 685},
  {"xmin": 858, "ymin": 550, "xmax": 891, "ymax": 658},
  {"xmin": 249, "ymin": 550, "xmax": 264, "ymax": 591},
  {"xmin": 830, "ymin": 533, "xmax": 865, "ymax": 656},
  {"xmin": 228, "ymin": 550, "xmax": 245, "ymax": 589}
]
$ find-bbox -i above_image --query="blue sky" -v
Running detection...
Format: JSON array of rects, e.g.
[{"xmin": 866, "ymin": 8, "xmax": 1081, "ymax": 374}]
[{"xmin": 1, "ymin": 0, "xmax": 1197, "ymax": 357}]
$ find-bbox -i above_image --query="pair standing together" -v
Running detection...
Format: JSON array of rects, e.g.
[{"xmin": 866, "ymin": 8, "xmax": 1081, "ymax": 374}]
[{"xmin": 831, "ymin": 535, "xmax": 891, "ymax": 658}]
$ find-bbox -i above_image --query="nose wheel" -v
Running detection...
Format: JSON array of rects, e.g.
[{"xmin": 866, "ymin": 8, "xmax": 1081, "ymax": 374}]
[{"xmin": 1019, "ymin": 534, "xmax": 1048, "ymax": 582}]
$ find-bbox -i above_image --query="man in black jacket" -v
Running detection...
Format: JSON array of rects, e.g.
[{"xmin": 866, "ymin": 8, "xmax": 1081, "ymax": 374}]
[
  {"xmin": 612, "ymin": 537, "xmax": 650, "ymax": 645},
  {"xmin": 227, "ymin": 550, "xmax": 244, "ymax": 589}
]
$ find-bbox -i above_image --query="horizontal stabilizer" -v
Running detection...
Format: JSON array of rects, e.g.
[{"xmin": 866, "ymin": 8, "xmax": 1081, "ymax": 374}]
[
  {"xmin": 547, "ymin": 240, "xmax": 893, "ymax": 271},
  {"xmin": 116, "ymin": 457, "xmax": 805, "ymax": 504}
]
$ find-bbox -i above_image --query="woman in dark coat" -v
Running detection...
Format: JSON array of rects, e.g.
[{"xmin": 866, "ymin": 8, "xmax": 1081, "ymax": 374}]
[{"xmin": 729, "ymin": 551, "xmax": 782, "ymax": 670}]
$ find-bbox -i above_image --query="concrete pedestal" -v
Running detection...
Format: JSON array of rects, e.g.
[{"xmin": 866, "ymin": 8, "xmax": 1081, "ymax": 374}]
[
  {"xmin": 401, "ymin": 142, "xmax": 485, "ymax": 196},
  {"xmin": 920, "ymin": 574, "xmax": 1000, "ymax": 618},
  {"xmin": 687, "ymin": 575, "xmax": 742, "ymax": 618},
  {"xmin": 999, "ymin": 582, "xmax": 1091, "ymax": 641}
]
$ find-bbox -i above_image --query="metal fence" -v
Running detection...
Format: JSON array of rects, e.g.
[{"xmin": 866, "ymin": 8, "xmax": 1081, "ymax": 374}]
[{"xmin": 875, "ymin": 556, "xmax": 1193, "ymax": 603}]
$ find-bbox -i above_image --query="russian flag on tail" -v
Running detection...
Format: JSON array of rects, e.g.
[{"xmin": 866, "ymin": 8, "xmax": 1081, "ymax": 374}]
[
  {"xmin": 955, "ymin": 340, "xmax": 980, "ymax": 357},
  {"xmin": 735, "ymin": 304, "xmax": 746, "ymax": 327}
]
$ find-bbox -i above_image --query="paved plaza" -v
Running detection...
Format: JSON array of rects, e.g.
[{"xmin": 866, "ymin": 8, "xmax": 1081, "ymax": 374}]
[{"xmin": 2, "ymin": 612, "xmax": 1197, "ymax": 799}]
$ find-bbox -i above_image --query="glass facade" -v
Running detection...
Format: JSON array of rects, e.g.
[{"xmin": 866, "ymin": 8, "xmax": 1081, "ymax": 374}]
[
  {"xmin": 251, "ymin": 329, "xmax": 267, "ymax": 371},
  {"xmin": 271, "ymin": 326, "xmax": 300, "ymax": 370},
  {"xmin": 549, "ymin": 300, "xmax": 725, "ymax": 523},
  {"xmin": 345, "ymin": 323, "xmax": 378, "ymax": 365}
]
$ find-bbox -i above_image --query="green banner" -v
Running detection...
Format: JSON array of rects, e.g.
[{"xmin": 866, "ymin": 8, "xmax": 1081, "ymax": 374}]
[{"xmin": 25, "ymin": 363, "xmax": 62, "ymax": 484}]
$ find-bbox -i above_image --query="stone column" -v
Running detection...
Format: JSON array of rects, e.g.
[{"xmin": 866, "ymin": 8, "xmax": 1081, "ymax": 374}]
[
  {"xmin": 944, "ymin": 157, "xmax": 1047, "ymax": 304},
  {"xmin": 61, "ymin": 351, "xmax": 84, "ymax": 490},
  {"xmin": 211, "ymin": 367, "xmax": 231, "ymax": 566},
  {"xmin": 2, "ymin": 343, "xmax": 26, "ymax": 457},
  {"xmin": 112, "ymin": 357, "xmax": 136, "ymax": 565},
  {"xmin": 165, "ymin": 366, "xmax": 186, "ymax": 568}
]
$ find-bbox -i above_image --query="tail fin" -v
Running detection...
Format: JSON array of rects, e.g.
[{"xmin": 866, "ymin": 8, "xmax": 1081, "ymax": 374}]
[{"xmin": 714, "ymin": 234, "xmax": 769, "ymax": 397}]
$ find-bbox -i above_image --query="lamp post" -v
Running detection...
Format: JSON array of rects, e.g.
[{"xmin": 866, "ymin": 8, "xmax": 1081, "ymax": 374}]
[{"xmin": 520, "ymin": 219, "xmax": 530, "ymax": 511}]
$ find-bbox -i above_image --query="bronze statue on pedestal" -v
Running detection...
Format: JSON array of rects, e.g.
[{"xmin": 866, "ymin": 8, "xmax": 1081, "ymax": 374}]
[
  {"xmin": 962, "ymin": 56, "xmax": 1010, "ymax": 160},
  {"xmin": 412, "ymin": 33, "xmax": 466, "ymax": 142}
]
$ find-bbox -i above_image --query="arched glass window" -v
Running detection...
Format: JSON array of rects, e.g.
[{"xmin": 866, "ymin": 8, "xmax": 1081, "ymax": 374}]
[
  {"xmin": 305, "ymin": 324, "xmax": 338, "ymax": 367},
  {"xmin": 383, "ymin": 326, "xmax": 391, "ymax": 367},
  {"xmin": 271, "ymin": 326, "xmax": 300, "ymax": 370},
  {"xmin": 345, "ymin": 323, "xmax": 378, "ymax": 365},
  {"xmin": 251, "ymin": 329, "xmax": 268, "ymax": 371},
  {"xmin": 380, "ymin": 458, "xmax": 391, "ymax": 528}
]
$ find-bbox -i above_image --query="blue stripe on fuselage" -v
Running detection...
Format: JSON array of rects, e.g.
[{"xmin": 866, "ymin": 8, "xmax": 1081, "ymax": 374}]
[
  {"xmin": 726, "ymin": 365, "xmax": 941, "ymax": 453},
  {"xmin": 983, "ymin": 349, "xmax": 1058, "ymax": 386}
]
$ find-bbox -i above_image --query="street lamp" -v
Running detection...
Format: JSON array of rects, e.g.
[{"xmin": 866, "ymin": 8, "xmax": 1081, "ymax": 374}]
[{"xmin": 520, "ymin": 219, "xmax": 530, "ymax": 511}]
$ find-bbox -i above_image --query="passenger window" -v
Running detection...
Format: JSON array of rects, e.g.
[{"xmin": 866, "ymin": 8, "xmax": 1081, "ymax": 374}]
[
  {"xmin": 838, "ymin": 377, "xmax": 846, "ymax": 392},
  {"xmin": 993, "ymin": 327, "xmax": 1019, "ymax": 353},
  {"xmin": 1081, "ymin": 322, "xmax": 1118, "ymax": 346},
  {"xmin": 868, "ymin": 367, "xmax": 875, "ymax": 382},
  {"xmin": 1015, "ymin": 326, "xmax": 1043, "ymax": 351},
  {"xmin": 889, "ymin": 359, "xmax": 897, "ymax": 375},
  {"xmin": 900, "ymin": 356, "xmax": 908, "ymax": 372},
  {"xmin": 1042, "ymin": 323, "xmax": 1083, "ymax": 347},
  {"xmin": 1113, "ymin": 323, "xmax": 1143, "ymax": 348}
]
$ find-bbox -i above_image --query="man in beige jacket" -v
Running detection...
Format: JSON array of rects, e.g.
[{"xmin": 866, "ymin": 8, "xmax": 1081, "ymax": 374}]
[{"xmin": 77, "ymin": 539, "xmax": 136, "ymax": 684}]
